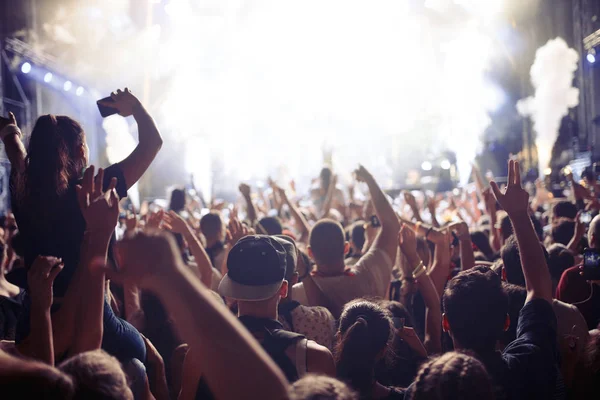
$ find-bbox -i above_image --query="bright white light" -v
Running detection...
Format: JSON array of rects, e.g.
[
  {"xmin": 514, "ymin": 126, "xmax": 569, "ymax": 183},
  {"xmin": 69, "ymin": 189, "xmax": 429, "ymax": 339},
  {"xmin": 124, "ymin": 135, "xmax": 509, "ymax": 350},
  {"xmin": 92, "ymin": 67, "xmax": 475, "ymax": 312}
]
[
  {"xmin": 21, "ymin": 62, "xmax": 31, "ymax": 74},
  {"xmin": 587, "ymin": 53, "xmax": 596, "ymax": 64},
  {"xmin": 421, "ymin": 161, "xmax": 433, "ymax": 171},
  {"xmin": 44, "ymin": 72, "xmax": 53, "ymax": 82},
  {"xmin": 441, "ymin": 160, "xmax": 452, "ymax": 170},
  {"xmin": 63, "ymin": 81, "xmax": 72, "ymax": 91},
  {"xmin": 544, "ymin": 167, "xmax": 552, "ymax": 176},
  {"xmin": 76, "ymin": 86, "xmax": 84, "ymax": 96}
]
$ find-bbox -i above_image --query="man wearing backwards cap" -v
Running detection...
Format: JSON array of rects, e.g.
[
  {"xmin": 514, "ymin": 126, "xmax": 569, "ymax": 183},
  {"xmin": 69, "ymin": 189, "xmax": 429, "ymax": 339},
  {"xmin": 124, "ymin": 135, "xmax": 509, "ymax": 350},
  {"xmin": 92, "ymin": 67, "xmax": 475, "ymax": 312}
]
[{"xmin": 218, "ymin": 235, "xmax": 335, "ymax": 382}]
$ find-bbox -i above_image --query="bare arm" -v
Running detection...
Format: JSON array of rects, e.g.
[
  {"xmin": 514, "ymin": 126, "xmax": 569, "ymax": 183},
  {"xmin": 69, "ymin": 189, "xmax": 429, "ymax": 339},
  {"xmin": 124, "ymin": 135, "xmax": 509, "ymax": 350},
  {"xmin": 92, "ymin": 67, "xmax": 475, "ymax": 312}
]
[
  {"xmin": 491, "ymin": 160, "xmax": 553, "ymax": 303},
  {"xmin": 356, "ymin": 166, "xmax": 401, "ymax": 262},
  {"xmin": 398, "ymin": 226, "xmax": 442, "ymax": 354},
  {"xmin": 24, "ymin": 256, "xmax": 64, "ymax": 365},
  {"xmin": 239, "ymin": 184, "xmax": 258, "ymax": 225},
  {"xmin": 0, "ymin": 113, "xmax": 26, "ymax": 173},
  {"xmin": 277, "ymin": 186, "xmax": 311, "ymax": 243},
  {"xmin": 99, "ymin": 89, "xmax": 162, "ymax": 190},
  {"xmin": 115, "ymin": 232, "xmax": 289, "ymax": 400},
  {"xmin": 567, "ymin": 212, "xmax": 585, "ymax": 253},
  {"xmin": 164, "ymin": 211, "xmax": 213, "ymax": 287},
  {"xmin": 448, "ymin": 222, "xmax": 475, "ymax": 271},
  {"xmin": 72, "ymin": 168, "xmax": 120, "ymax": 354}
]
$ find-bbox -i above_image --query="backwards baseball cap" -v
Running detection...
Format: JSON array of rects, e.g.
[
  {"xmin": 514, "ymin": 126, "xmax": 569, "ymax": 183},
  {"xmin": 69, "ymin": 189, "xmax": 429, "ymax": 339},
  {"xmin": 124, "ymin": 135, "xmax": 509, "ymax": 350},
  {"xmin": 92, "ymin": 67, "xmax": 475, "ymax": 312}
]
[{"xmin": 218, "ymin": 235, "xmax": 288, "ymax": 301}]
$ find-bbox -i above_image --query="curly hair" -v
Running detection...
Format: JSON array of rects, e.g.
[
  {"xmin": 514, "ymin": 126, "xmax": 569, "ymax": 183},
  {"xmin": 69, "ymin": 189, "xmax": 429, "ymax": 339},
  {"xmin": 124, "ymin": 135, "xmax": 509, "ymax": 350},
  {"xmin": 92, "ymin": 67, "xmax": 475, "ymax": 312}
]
[
  {"xmin": 410, "ymin": 352, "xmax": 494, "ymax": 400},
  {"xmin": 289, "ymin": 375, "xmax": 358, "ymax": 400}
]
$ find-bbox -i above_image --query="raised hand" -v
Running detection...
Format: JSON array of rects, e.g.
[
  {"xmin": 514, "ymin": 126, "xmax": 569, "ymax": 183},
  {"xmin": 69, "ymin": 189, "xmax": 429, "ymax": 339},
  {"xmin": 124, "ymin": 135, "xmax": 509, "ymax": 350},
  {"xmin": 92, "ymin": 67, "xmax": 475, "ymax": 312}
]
[
  {"xmin": 146, "ymin": 209, "xmax": 165, "ymax": 230},
  {"xmin": 490, "ymin": 160, "xmax": 529, "ymax": 217},
  {"xmin": 97, "ymin": 88, "xmax": 141, "ymax": 117},
  {"xmin": 163, "ymin": 211, "xmax": 191, "ymax": 235},
  {"xmin": 447, "ymin": 221, "xmax": 470, "ymax": 240},
  {"xmin": 0, "ymin": 112, "xmax": 17, "ymax": 131},
  {"xmin": 125, "ymin": 205, "xmax": 138, "ymax": 232},
  {"xmin": 114, "ymin": 230, "xmax": 182, "ymax": 289},
  {"xmin": 226, "ymin": 217, "xmax": 250, "ymax": 247},
  {"xmin": 76, "ymin": 166, "xmax": 120, "ymax": 237},
  {"xmin": 353, "ymin": 165, "xmax": 371, "ymax": 183},
  {"xmin": 28, "ymin": 256, "xmax": 64, "ymax": 311},
  {"xmin": 398, "ymin": 224, "xmax": 419, "ymax": 265},
  {"xmin": 239, "ymin": 183, "xmax": 251, "ymax": 198}
]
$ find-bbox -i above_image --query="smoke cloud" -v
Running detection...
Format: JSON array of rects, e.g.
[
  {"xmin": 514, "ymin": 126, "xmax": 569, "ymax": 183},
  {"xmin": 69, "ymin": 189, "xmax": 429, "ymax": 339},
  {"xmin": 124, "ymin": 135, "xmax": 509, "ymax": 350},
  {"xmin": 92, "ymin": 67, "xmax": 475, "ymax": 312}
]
[{"xmin": 516, "ymin": 37, "xmax": 579, "ymax": 175}]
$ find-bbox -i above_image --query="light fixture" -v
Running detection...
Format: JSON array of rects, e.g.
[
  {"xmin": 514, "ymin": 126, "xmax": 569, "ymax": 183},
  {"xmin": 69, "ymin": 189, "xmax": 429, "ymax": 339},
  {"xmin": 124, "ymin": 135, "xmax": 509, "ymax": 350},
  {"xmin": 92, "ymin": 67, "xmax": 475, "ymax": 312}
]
[
  {"xmin": 63, "ymin": 81, "xmax": 72, "ymax": 91},
  {"xmin": 76, "ymin": 86, "xmax": 84, "ymax": 96},
  {"xmin": 21, "ymin": 62, "xmax": 31, "ymax": 74},
  {"xmin": 440, "ymin": 159, "xmax": 451, "ymax": 170},
  {"xmin": 588, "ymin": 49, "xmax": 596, "ymax": 64},
  {"xmin": 44, "ymin": 72, "xmax": 53, "ymax": 82},
  {"xmin": 421, "ymin": 161, "xmax": 433, "ymax": 171}
]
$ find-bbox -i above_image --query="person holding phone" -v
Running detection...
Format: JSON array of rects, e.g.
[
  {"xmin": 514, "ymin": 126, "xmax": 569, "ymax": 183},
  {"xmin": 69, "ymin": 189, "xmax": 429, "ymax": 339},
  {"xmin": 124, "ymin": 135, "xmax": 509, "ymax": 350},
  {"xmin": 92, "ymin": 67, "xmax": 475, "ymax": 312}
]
[
  {"xmin": 556, "ymin": 214, "xmax": 600, "ymax": 330},
  {"xmin": 0, "ymin": 88, "xmax": 162, "ymax": 361}
]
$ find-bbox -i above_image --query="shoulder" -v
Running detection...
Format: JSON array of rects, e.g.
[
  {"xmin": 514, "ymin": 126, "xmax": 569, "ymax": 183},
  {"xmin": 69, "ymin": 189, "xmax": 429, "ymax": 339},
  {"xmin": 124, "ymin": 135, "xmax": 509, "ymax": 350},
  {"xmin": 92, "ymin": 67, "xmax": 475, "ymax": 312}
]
[
  {"xmin": 353, "ymin": 247, "xmax": 393, "ymax": 273},
  {"xmin": 306, "ymin": 340, "xmax": 335, "ymax": 374}
]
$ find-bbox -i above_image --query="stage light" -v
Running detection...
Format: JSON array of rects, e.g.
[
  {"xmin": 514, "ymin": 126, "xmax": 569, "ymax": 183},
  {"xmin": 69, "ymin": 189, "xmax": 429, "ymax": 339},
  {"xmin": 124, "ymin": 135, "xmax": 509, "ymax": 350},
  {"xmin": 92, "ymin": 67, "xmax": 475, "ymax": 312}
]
[
  {"xmin": 76, "ymin": 86, "xmax": 84, "ymax": 96},
  {"xmin": 441, "ymin": 159, "xmax": 451, "ymax": 170},
  {"xmin": 63, "ymin": 81, "xmax": 72, "ymax": 91},
  {"xmin": 421, "ymin": 161, "xmax": 433, "ymax": 171},
  {"xmin": 544, "ymin": 167, "xmax": 552, "ymax": 176},
  {"xmin": 21, "ymin": 62, "xmax": 31, "ymax": 74},
  {"xmin": 44, "ymin": 72, "xmax": 53, "ymax": 82},
  {"xmin": 587, "ymin": 52, "xmax": 596, "ymax": 64}
]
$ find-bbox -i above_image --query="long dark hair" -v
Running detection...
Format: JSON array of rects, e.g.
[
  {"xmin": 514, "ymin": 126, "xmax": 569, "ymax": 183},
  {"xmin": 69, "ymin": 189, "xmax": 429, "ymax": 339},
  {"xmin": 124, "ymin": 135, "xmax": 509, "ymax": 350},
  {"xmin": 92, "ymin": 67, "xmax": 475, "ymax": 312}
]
[
  {"xmin": 334, "ymin": 300, "xmax": 393, "ymax": 397},
  {"xmin": 17, "ymin": 115, "xmax": 85, "ymax": 230}
]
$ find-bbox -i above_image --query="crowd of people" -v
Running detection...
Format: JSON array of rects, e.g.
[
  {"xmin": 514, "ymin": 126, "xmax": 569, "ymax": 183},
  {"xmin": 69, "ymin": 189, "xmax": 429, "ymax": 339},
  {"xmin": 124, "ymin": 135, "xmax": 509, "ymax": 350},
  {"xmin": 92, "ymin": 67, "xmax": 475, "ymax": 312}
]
[{"xmin": 0, "ymin": 88, "xmax": 599, "ymax": 400}]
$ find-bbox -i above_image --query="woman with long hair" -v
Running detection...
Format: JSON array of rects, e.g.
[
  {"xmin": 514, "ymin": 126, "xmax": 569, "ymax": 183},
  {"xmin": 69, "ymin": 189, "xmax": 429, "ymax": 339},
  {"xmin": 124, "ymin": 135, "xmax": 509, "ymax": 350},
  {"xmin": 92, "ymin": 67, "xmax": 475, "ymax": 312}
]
[
  {"xmin": 335, "ymin": 299, "xmax": 404, "ymax": 400},
  {"xmin": 0, "ymin": 88, "xmax": 162, "ymax": 361}
]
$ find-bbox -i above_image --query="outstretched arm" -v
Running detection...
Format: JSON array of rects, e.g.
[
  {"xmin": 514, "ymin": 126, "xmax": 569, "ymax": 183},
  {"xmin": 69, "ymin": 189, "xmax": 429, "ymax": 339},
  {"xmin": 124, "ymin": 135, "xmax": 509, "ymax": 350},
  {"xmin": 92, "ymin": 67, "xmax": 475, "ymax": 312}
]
[
  {"xmin": 398, "ymin": 225, "xmax": 442, "ymax": 354},
  {"xmin": 24, "ymin": 256, "xmax": 64, "ymax": 365},
  {"xmin": 276, "ymin": 185, "xmax": 311, "ymax": 243},
  {"xmin": 355, "ymin": 166, "xmax": 401, "ymax": 262},
  {"xmin": 114, "ymin": 231, "xmax": 289, "ymax": 400},
  {"xmin": 490, "ymin": 160, "xmax": 553, "ymax": 303},
  {"xmin": 239, "ymin": 183, "xmax": 258, "ymax": 225},
  {"xmin": 99, "ymin": 89, "xmax": 163, "ymax": 190}
]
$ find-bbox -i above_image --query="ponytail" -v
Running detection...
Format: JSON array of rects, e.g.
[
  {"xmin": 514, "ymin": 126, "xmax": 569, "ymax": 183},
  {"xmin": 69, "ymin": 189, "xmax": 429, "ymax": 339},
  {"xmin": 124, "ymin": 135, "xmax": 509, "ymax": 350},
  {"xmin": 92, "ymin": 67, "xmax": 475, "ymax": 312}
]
[{"xmin": 335, "ymin": 301, "xmax": 392, "ymax": 397}]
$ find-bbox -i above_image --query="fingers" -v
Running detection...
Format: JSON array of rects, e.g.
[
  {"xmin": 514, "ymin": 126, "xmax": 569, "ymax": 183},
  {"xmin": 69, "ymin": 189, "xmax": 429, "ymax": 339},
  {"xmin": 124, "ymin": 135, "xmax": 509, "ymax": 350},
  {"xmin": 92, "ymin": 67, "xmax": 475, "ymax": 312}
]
[
  {"xmin": 8, "ymin": 112, "xmax": 16, "ymax": 125},
  {"xmin": 48, "ymin": 263, "xmax": 64, "ymax": 281},
  {"xmin": 82, "ymin": 166, "xmax": 95, "ymax": 194},
  {"xmin": 94, "ymin": 168, "xmax": 104, "ymax": 197},
  {"xmin": 513, "ymin": 161, "xmax": 521, "ymax": 187},
  {"xmin": 489, "ymin": 181, "xmax": 502, "ymax": 201},
  {"xmin": 107, "ymin": 177, "xmax": 118, "ymax": 192}
]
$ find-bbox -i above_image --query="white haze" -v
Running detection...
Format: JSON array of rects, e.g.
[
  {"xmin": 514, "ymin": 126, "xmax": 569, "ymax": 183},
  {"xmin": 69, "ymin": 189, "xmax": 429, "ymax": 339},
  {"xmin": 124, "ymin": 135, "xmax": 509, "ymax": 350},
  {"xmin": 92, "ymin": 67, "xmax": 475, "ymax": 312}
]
[{"xmin": 516, "ymin": 37, "xmax": 579, "ymax": 175}]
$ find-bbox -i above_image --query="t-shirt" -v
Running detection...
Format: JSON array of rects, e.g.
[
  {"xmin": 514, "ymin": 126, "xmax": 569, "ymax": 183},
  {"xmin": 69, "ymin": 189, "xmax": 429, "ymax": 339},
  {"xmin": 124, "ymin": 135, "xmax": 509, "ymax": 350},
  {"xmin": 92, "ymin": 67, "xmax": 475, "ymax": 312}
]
[
  {"xmin": 555, "ymin": 265, "xmax": 600, "ymax": 330},
  {"xmin": 292, "ymin": 247, "xmax": 393, "ymax": 314},
  {"xmin": 479, "ymin": 299, "xmax": 561, "ymax": 400},
  {"xmin": 278, "ymin": 301, "xmax": 336, "ymax": 349},
  {"xmin": 11, "ymin": 164, "xmax": 127, "ymax": 297}
]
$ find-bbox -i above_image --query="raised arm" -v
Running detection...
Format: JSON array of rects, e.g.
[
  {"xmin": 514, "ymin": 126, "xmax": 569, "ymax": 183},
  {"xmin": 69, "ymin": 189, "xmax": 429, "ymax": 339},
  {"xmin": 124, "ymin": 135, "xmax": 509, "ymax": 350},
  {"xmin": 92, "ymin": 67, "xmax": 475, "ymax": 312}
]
[
  {"xmin": 114, "ymin": 231, "xmax": 289, "ymax": 400},
  {"xmin": 0, "ymin": 112, "xmax": 26, "ymax": 173},
  {"xmin": 398, "ymin": 225, "xmax": 442, "ymax": 354},
  {"xmin": 239, "ymin": 183, "xmax": 258, "ymax": 225},
  {"xmin": 99, "ymin": 89, "xmax": 163, "ymax": 190},
  {"xmin": 276, "ymin": 185, "xmax": 311, "ymax": 243},
  {"xmin": 24, "ymin": 256, "xmax": 64, "ymax": 365},
  {"xmin": 448, "ymin": 222, "xmax": 475, "ymax": 271},
  {"xmin": 163, "ymin": 210, "xmax": 212, "ymax": 287},
  {"xmin": 355, "ymin": 165, "xmax": 401, "ymax": 261},
  {"xmin": 490, "ymin": 160, "xmax": 553, "ymax": 303},
  {"xmin": 72, "ymin": 167, "xmax": 120, "ymax": 354}
]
